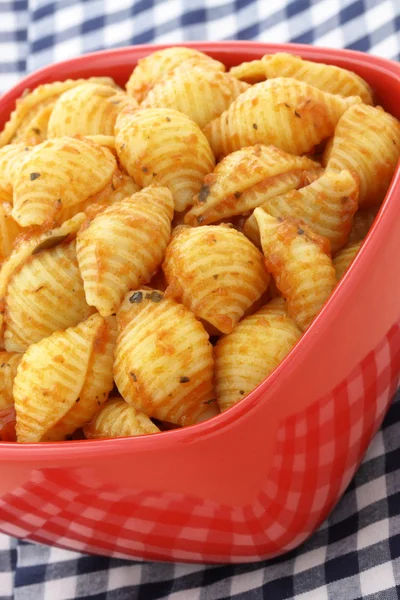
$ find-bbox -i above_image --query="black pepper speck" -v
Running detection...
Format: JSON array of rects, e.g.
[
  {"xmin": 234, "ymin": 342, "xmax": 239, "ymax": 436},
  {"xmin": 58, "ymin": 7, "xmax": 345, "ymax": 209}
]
[
  {"xmin": 198, "ymin": 185, "xmax": 210, "ymax": 203},
  {"xmin": 129, "ymin": 291, "xmax": 143, "ymax": 304}
]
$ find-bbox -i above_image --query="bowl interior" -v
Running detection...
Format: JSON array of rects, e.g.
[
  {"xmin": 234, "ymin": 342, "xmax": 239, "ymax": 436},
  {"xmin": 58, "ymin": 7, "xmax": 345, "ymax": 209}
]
[{"xmin": 0, "ymin": 42, "xmax": 399, "ymax": 453}]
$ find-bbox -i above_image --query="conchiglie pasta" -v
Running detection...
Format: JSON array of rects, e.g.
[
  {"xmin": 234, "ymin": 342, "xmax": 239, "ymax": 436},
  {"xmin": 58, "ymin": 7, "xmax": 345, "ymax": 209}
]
[
  {"xmin": 324, "ymin": 103, "xmax": 400, "ymax": 207},
  {"xmin": 83, "ymin": 135, "xmax": 116, "ymax": 155},
  {"xmin": 0, "ymin": 202, "xmax": 23, "ymax": 262},
  {"xmin": 0, "ymin": 143, "xmax": 32, "ymax": 193},
  {"xmin": 229, "ymin": 60, "xmax": 266, "ymax": 84},
  {"xmin": 184, "ymin": 144, "xmax": 320, "ymax": 225},
  {"xmin": 0, "ymin": 352, "xmax": 22, "ymax": 410},
  {"xmin": 0, "ymin": 77, "xmax": 120, "ymax": 147},
  {"xmin": 142, "ymin": 63, "xmax": 249, "ymax": 128},
  {"xmin": 14, "ymin": 313, "xmax": 116, "ymax": 443},
  {"xmin": 115, "ymin": 107, "xmax": 215, "ymax": 212},
  {"xmin": 245, "ymin": 169, "xmax": 359, "ymax": 252},
  {"xmin": 114, "ymin": 290, "xmax": 214, "ymax": 426},
  {"xmin": 4, "ymin": 240, "xmax": 92, "ymax": 352},
  {"xmin": 203, "ymin": 77, "xmax": 361, "ymax": 159},
  {"xmin": 12, "ymin": 137, "xmax": 116, "ymax": 226},
  {"xmin": 333, "ymin": 241, "xmax": 362, "ymax": 281},
  {"xmin": 83, "ymin": 398, "xmax": 160, "ymax": 439},
  {"xmin": 81, "ymin": 170, "xmax": 139, "ymax": 219},
  {"xmin": 48, "ymin": 83, "xmax": 135, "ymax": 138},
  {"xmin": 254, "ymin": 209, "xmax": 336, "ymax": 331},
  {"xmin": 126, "ymin": 46, "xmax": 225, "ymax": 103},
  {"xmin": 215, "ymin": 298, "xmax": 301, "ymax": 411},
  {"xmin": 262, "ymin": 53, "xmax": 373, "ymax": 105},
  {"xmin": 0, "ymin": 212, "xmax": 86, "ymax": 348},
  {"xmin": 163, "ymin": 225, "xmax": 270, "ymax": 334},
  {"xmin": 76, "ymin": 186, "xmax": 174, "ymax": 316}
]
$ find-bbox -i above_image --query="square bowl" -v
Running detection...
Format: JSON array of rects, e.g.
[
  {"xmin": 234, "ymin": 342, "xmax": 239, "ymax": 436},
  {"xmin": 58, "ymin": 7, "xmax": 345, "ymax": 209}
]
[{"xmin": 0, "ymin": 42, "xmax": 400, "ymax": 564}]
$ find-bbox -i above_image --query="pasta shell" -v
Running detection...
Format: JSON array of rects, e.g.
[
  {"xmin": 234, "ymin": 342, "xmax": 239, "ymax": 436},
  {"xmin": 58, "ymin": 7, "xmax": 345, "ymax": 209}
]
[
  {"xmin": 245, "ymin": 169, "xmax": 359, "ymax": 252},
  {"xmin": 80, "ymin": 170, "xmax": 139, "ymax": 220},
  {"xmin": 262, "ymin": 53, "xmax": 373, "ymax": 105},
  {"xmin": 229, "ymin": 60, "xmax": 266, "ymax": 84},
  {"xmin": 324, "ymin": 104, "xmax": 400, "ymax": 207},
  {"xmin": 14, "ymin": 313, "xmax": 116, "ymax": 443},
  {"xmin": 163, "ymin": 225, "xmax": 270, "ymax": 334},
  {"xmin": 0, "ymin": 77, "xmax": 121, "ymax": 147},
  {"xmin": 84, "ymin": 135, "xmax": 116, "ymax": 155},
  {"xmin": 0, "ymin": 352, "xmax": 22, "ymax": 410},
  {"xmin": 0, "ymin": 143, "xmax": 33, "ymax": 194},
  {"xmin": 4, "ymin": 240, "xmax": 92, "ymax": 352},
  {"xmin": 48, "ymin": 84, "xmax": 136, "ymax": 137},
  {"xmin": 115, "ymin": 107, "xmax": 215, "ymax": 212},
  {"xmin": 83, "ymin": 397, "xmax": 160, "ymax": 439},
  {"xmin": 184, "ymin": 144, "xmax": 320, "ymax": 225},
  {"xmin": 76, "ymin": 185, "xmax": 174, "ymax": 316},
  {"xmin": 348, "ymin": 206, "xmax": 379, "ymax": 244},
  {"xmin": 203, "ymin": 77, "xmax": 361, "ymax": 159},
  {"xmin": 20, "ymin": 102, "xmax": 55, "ymax": 144},
  {"xmin": 114, "ymin": 290, "xmax": 214, "ymax": 426},
  {"xmin": 142, "ymin": 63, "xmax": 249, "ymax": 128},
  {"xmin": 0, "ymin": 201, "xmax": 23, "ymax": 262},
  {"xmin": 12, "ymin": 137, "xmax": 116, "ymax": 226},
  {"xmin": 254, "ymin": 209, "xmax": 336, "ymax": 331},
  {"xmin": 215, "ymin": 298, "xmax": 301, "ymax": 411},
  {"xmin": 0, "ymin": 213, "xmax": 86, "ymax": 349},
  {"xmin": 126, "ymin": 47, "xmax": 225, "ymax": 103},
  {"xmin": 333, "ymin": 241, "xmax": 362, "ymax": 281}
]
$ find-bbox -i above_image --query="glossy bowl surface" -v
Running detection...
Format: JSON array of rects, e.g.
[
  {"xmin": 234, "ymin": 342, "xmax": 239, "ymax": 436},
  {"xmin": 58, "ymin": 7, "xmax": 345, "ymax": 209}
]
[{"xmin": 0, "ymin": 42, "xmax": 400, "ymax": 563}]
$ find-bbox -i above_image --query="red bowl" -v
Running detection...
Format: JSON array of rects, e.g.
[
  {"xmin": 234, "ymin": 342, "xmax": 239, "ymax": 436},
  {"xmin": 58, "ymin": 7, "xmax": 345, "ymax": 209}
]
[{"xmin": 0, "ymin": 42, "xmax": 400, "ymax": 564}]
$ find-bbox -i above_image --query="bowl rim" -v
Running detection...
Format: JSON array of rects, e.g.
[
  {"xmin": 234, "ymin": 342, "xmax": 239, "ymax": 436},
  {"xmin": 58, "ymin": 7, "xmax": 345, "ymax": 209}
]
[{"xmin": 1, "ymin": 41, "xmax": 400, "ymax": 459}]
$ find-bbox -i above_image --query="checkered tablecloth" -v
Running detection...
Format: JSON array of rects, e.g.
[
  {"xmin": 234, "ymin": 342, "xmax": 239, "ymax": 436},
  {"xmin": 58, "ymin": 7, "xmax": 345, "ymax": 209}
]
[{"xmin": 1, "ymin": 1, "xmax": 400, "ymax": 599}]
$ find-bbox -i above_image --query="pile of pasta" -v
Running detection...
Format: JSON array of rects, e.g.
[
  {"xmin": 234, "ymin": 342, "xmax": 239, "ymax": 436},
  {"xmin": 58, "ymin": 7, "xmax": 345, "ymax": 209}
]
[{"xmin": 0, "ymin": 48, "xmax": 399, "ymax": 443}]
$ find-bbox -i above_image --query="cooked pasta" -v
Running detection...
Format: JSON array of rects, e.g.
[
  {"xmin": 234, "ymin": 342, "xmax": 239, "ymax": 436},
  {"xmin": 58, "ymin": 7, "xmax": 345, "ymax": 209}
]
[
  {"xmin": 83, "ymin": 135, "xmax": 116, "ymax": 155},
  {"xmin": 126, "ymin": 46, "xmax": 225, "ymax": 102},
  {"xmin": 0, "ymin": 77, "xmax": 120, "ymax": 147},
  {"xmin": 0, "ymin": 201, "xmax": 23, "ymax": 262},
  {"xmin": 324, "ymin": 104, "xmax": 400, "ymax": 206},
  {"xmin": 81, "ymin": 170, "xmax": 139, "ymax": 219},
  {"xmin": 14, "ymin": 313, "xmax": 116, "ymax": 442},
  {"xmin": 215, "ymin": 298, "xmax": 301, "ymax": 411},
  {"xmin": 333, "ymin": 241, "xmax": 362, "ymax": 280},
  {"xmin": 48, "ymin": 83, "xmax": 135, "ymax": 137},
  {"xmin": 12, "ymin": 136, "xmax": 116, "ymax": 226},
  {"xmin": 163, "ymin": 225, "xmax": 270, "ymax": 334},
  {"xmin": 0, "ymin": 143, "xmax": 32, "ymax": 193},
  {"xmin": 76, "ymin": 186, "xmax": 174, "ymax": 316},
  {"xmin": 203, "ymin": 77, "xmax": 361, "ymax": 159},
  {"xmin": 115, "ymin": 107, "xmax": 215, "ymax": 212},
  {"xmin": 254, "ymin": 209, "xmax": 337, "ymax": 331},
  {"xmin": 0, "ymin": 212, "xmax": 86, "ymax": 349},
  {"xmin": 184, "ymin": 144, "xmax": 320, "ymax": 225},
  {"xmin": 244, "ymin": 169, "xmax": 359, "ymax": 252},
  {"xmin": 114, "ymin": 290, "xmax": 214, "ymax": 426},
  {"xmin": 0, "ymin": 47, "xmax": 396, "ymax": 442},
  {"xmin": 0, "ymin": 352, "xmax": 22, "ymax": 410},
  {"xmin": 229, "ymin": 60, "xmax": 266, "ymax": 84},
  {"xmin": 142, "ymin": 63, "xmax": 249, "ymax": 128},
  {"xmin": 4, "ymin": 240, "xmax": 92, "ymax": 352},
  {"xmin": 83, "ymin": 397, "xmax": 160, "ymax": 439},
  {"xmin": 262, "ymin": 53, "xmax": 373, "ymax": 104}
]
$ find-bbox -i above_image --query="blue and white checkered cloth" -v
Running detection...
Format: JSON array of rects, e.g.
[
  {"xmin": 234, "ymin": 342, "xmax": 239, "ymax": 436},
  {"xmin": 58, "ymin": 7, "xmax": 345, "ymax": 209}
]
[{"xmin": 1, "ymin": 1, "xmax": 400, "ymax": 598}]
